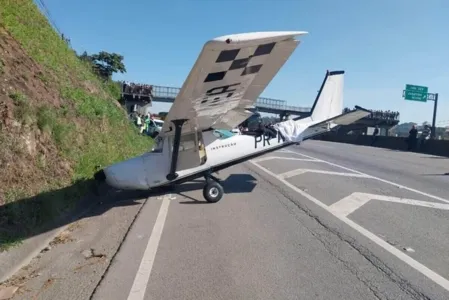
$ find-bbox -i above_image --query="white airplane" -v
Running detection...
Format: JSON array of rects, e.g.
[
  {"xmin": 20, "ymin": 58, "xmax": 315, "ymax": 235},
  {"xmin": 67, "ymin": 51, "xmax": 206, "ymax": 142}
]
[{"xmin": 94, "ymin": 31, "xmax": 371, "ymax": 203}]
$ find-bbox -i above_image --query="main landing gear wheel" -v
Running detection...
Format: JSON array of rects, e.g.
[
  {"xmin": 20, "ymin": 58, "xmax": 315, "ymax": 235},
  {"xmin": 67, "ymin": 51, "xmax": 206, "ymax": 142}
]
[{"xmin": 203, "ymin": 181, "xmax": 224, "ymax": 203}]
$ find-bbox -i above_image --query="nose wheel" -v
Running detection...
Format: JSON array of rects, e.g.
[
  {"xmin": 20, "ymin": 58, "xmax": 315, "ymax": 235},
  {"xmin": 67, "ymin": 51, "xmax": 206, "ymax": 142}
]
[{"xmin": 203, "ymin": 174, "xmax": 224, "ymax": 203}]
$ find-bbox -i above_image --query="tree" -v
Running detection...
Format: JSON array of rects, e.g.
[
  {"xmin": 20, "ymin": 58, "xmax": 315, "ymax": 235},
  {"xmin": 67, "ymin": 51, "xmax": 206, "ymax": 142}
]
[
  {"xmin": 78, "ymin": 51, "xmax": 94, "ymax": 63},
  {"xmin": 78, "ymin": 51, "xmax": 126, "ymax": 80},
  {"xmin": 91, "ymin": 51, "xmax": 126, "ymax": 80}
]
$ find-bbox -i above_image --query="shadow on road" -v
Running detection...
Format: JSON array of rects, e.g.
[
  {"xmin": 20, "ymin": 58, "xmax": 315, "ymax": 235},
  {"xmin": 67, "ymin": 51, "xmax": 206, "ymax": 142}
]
[
  {"xmin": 0, "ymin": 179, "xmax": 160, "ymax": 251},
  {"xmin": 421, "ymin": 173, "xmax": 449, "ymax": 176},
  {"xmin": 0, "ymin": 173, "xmax": 257, "ymax": 250},
  {"xmin": 177, "ymin": 173, "xmax": 258, "ymax": 204}
]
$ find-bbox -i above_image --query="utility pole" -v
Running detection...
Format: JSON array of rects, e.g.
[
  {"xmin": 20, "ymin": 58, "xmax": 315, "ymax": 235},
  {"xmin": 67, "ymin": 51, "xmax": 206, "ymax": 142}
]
[{"xmin": 430, "ymin": 93, "xmax": 438, "ymax": 139}]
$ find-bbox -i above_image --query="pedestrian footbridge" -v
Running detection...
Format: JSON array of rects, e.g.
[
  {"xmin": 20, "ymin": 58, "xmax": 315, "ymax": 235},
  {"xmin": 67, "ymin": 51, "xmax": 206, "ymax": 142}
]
[
  {"xmin": 122, "ymin": 85, "xmax": 312, "ymax": 119},
  {"xmin": 121, "ymin": 85, "xmax": 400, "ymax": 129}
]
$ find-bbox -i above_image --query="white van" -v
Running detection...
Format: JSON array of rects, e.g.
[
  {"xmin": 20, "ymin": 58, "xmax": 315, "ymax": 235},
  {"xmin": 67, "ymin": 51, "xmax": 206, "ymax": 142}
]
[{"xmin": 147, "ymin": 119, "xmax": 164, "ymax": 138}]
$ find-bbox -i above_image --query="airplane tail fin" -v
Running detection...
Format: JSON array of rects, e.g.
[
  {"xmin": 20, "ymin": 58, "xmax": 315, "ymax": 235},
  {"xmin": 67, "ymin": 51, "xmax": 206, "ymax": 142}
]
[{"xmin": 309, "ymin": 70, "xmax": 344, "ymax": 122}]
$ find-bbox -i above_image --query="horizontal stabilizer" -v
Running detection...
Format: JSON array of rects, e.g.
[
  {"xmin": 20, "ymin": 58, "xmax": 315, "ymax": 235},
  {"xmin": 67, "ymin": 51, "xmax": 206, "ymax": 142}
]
[
  {"xmin": 274, "ymin": 106, "xmax": 371, "ymax": 143},
  {"xmin": 309, "ymin": 106, "xmax": 371, "ymax": 128}
]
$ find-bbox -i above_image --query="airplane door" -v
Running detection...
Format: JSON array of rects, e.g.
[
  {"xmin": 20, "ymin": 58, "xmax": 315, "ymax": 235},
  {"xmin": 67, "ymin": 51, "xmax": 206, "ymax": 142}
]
[{"xmin": 171, "ymin": 131, "xmax": 207, "ymax": 171}]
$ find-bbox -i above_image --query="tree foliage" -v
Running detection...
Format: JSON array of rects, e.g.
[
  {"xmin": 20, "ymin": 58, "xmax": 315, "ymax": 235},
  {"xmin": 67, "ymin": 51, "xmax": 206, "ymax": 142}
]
[{"xmin": 78, "ymin": 51, "xmax": 126, "ymax": 81}]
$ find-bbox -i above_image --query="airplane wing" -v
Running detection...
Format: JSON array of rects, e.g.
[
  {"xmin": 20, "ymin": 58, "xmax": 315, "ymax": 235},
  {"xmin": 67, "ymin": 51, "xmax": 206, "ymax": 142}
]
[{"xmin": 160, "ymin": 31, "xmax": 307, "ymax": 136}]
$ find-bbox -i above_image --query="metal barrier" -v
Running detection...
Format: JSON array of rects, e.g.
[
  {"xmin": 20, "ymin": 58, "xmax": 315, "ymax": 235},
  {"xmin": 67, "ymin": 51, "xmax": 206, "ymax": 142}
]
[{"xmin": 152, "ymin": 85, "xmax": 179, "ymax": 100}]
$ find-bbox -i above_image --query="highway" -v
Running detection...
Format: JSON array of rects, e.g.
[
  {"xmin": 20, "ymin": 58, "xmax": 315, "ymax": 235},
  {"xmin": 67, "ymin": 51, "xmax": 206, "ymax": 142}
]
[{"xmin": 9, "ymin": 141, "xmax": 449, "ymax": 300}]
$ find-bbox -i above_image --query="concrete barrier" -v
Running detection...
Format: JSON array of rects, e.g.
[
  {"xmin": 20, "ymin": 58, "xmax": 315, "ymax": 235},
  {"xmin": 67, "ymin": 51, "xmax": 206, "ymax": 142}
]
[{"xmin": 315, "ymin": 133, "xmax": 449, "ymax": 157}]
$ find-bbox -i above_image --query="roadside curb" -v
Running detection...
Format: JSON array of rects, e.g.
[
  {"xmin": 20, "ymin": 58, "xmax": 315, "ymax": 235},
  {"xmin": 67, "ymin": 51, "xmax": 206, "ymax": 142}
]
[{"xmin": 0, "ymin": 186, "xmax": 108, "ymax": 284}]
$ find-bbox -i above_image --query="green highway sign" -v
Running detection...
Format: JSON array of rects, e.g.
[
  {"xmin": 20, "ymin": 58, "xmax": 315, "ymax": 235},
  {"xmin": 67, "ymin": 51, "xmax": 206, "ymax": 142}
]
[{"xmin": 404, "ymin": 84, "xmax": 428, "ymax": 102}]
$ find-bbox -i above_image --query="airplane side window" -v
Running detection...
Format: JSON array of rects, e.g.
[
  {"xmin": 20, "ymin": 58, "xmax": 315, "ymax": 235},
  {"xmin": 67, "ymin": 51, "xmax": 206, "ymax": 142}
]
[
  {"xmin": 213, "ymin": 130, "xmax": 223, "ymax": 139},
  {"xmin": 179, "ymin": 133, "xmax": 196, "ymax": 152},
  {"xmin": 151, "ymin": 136, "xmax": 164, "ymax": 153},
  {"xmin": 180, "ymin": 140, "xmax": 195, "ymax": 151}
]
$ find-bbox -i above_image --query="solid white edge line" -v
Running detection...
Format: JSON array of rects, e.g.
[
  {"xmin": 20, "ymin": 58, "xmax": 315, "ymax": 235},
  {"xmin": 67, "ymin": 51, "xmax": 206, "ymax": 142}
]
[
  {"xmin": 127, "ymin": 195, "xmax": 171, "ymax": 300},
  {"xmin": 279, "ymin": 169, "xmax": 370, "ymax": 179},
  {"xmin": 251, "ymin": 156, "xmax": 317, "ymax": 163},
  {"xmin": 249, "ymin": 160, "xmax": 449, "ymax": 293},
  {"xmin": 267, "ymin": 157, "xmax": 318, "ymax": 162},
  {"xmin": 282, "ymin": 149, "xmax": 449, "ymax": 204}
]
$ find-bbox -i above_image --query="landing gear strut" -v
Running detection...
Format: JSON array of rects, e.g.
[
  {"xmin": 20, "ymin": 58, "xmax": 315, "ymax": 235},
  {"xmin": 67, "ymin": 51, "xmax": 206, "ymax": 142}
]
[{"xmin": 203, "ymin": 173, "xmax": 223, "ymax": 203}]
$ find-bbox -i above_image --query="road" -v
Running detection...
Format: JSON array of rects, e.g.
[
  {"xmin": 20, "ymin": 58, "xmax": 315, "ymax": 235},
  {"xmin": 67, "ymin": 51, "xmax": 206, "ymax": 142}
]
[{"xmin": 8, "ymin": 140, "xmax": 449, "ymax": 300}]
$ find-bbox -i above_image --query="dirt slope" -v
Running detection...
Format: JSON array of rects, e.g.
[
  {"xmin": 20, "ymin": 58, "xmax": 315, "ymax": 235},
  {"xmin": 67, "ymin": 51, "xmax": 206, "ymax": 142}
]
[{"xmin": 0, "ymin": 0, "xmax": 152, "ymax": 250}]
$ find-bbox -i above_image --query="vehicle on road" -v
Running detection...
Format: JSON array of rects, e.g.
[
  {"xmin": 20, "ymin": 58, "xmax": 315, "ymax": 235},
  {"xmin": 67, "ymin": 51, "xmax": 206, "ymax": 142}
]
[{"xmin": 147, "ymin": 119, "xmax": 164, "ymax": 138}]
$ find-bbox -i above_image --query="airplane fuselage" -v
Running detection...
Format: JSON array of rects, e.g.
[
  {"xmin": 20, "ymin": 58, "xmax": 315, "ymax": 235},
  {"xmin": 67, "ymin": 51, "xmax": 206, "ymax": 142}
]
[
  {"xmin": 98, "ymin": 119, "xmax": 335, "ymax": 192},
  {"xmin": 99, "ymin": 129, "xmax": 292, "ymax": 191}
]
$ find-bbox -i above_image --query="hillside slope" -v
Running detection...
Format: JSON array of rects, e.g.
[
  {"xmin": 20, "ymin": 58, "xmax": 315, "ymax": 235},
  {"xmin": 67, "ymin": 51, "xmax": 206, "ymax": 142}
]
[{"xmin": 0, "ymin": 0, "xmax": 152, "ymax": 249}]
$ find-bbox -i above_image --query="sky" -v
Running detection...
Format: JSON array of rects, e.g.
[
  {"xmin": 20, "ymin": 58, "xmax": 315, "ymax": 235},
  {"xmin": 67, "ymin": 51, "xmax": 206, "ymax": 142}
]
[{"xmin": 37, "ymin": 0, "xmax": 449, "ymax": 125}]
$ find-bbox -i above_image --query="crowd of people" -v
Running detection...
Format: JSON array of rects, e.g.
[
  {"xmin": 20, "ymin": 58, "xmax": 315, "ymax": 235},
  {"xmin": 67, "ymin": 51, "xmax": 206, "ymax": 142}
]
[
  {"xmin": 121, "ymin": 81, "xmax": 153, "ymax": 97},
  {"xmin": 343, "ymin": 107, "xmax": 400, "ymax": 121},
  {"xmin": 367, "ymin": 110, "xmax": 400, "ymax": 121}
]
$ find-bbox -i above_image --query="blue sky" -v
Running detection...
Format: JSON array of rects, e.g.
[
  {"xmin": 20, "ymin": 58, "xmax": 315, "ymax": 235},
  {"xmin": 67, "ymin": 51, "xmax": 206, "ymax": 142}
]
[{"xmin": 38, "ymin": 0, "xmax": 448, "ymax": 125}]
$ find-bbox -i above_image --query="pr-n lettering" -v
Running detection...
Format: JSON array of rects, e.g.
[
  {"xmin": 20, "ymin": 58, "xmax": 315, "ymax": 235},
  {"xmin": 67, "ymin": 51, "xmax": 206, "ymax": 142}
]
[{"xmin": 254, "ymin": 130, "xmax": 285, "ymax": 149}]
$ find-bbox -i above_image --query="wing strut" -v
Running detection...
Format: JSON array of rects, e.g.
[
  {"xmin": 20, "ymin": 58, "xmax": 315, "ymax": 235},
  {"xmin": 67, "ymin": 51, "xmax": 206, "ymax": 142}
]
[{"xmin": 166, "ymin": 119, "xmax": 188, "ymax": 181}]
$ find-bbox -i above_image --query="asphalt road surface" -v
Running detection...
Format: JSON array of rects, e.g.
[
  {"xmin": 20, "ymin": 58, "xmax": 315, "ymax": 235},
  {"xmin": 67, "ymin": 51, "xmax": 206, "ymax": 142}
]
[
  {"xmin": 9, "ymin": 140, "xmax": 449, "ymax": 300},
  {"xmin": 89, "ymin": 140, "xmax": 449, "ymax": 300}
]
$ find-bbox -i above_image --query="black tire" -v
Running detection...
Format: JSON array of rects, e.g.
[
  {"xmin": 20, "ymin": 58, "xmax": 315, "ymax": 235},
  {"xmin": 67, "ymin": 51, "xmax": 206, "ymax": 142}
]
[
  {"xmin": 202, "ymin": 181, "xmax": 224, "ymax": 203},
  {"xmin": 152, "ymin": 131, "xmax": 159, "ymax": 138}
]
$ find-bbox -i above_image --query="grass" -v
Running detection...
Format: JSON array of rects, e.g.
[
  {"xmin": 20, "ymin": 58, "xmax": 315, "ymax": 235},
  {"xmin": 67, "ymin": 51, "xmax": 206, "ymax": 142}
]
[{"xmin": 0, "ymin": 0, "xmax": 153, "ymax": 250}]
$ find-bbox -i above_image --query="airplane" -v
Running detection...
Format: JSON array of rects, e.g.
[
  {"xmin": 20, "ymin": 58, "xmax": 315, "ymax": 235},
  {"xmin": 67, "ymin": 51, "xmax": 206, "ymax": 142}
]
[{"xmin": 94, "ymin": 31, "xmax": 371, "ymax": 203}]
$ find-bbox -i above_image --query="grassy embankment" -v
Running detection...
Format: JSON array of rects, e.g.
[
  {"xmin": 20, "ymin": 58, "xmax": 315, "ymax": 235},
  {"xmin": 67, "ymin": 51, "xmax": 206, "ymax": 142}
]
[{"xmin": 0, "ymin": 0, "xmax": 152, "ymax": 250}]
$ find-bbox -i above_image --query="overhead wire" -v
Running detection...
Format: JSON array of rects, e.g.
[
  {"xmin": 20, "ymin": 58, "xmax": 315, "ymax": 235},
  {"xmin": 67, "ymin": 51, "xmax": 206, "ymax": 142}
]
[{"xmin": 35, "ymin": 0, "xmax": 62, "ymax": 36}]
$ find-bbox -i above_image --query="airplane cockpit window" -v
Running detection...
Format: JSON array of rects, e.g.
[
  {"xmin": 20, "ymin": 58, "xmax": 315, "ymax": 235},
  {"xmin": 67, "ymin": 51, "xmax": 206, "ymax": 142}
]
[
  {"xmin": 151, "ymin": 136, "xmax": 164, "ymax": 153},
  {"xmin": 213, "ymin": 129, "xmax": 235, "ymax": 139}
]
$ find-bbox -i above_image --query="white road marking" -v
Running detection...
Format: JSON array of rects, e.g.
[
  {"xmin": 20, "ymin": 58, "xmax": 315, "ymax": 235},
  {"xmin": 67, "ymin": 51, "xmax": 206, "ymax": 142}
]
[
  {"xmin": 278, "ymin": 169, "xmax": 370, "ymax": 180},
  {"xmin": 157, "ymin": 194, "xmax": 176, "ymax": 200},
  {"xmin": 282, "ymin": 149, "xmax": 449, "ymax": 205},
  {"xmin": 328, "ymin": 193, "xmax": 372, "ymax": 217},
  {"xmin": 282, "ymin": 149, "xmax": 368, "ymax": 175},
  {"xmin": 329, "ymin": 192, "xmax": 449, "ymax": 217},
  {"xmin": 127, "ymin": 195, "xmax": 171, "ymax": 300},
  {"xmin": 249, "ymin": 160, "xmax": 449, "ymax": 293},
  {"xmin": 251, "ymin": 156, "xmax": 317, "ymax": 163}
]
